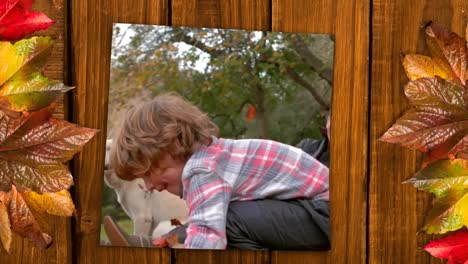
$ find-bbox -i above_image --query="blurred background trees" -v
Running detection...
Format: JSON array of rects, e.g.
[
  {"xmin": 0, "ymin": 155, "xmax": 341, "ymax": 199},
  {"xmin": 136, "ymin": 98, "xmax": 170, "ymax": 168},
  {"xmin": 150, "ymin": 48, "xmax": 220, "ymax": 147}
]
[{"xmin": 107, "ymin": 24, "xmax": 334, "ymax": 145}]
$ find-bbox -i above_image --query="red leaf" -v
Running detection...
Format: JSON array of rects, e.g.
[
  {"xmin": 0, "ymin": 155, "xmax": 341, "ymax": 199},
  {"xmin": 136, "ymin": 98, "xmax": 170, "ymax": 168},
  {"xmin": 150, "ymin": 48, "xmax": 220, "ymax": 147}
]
[
  {"xmin": 424, "ymin": 230, "xmax": 468, "ymax": 264},
  {"xmin": 0, "ymin": 7, "xmax": 54, "ymax": 41},
  {"xmin": 0, "ymin": 0, "xmax": 54, "ymax": 41},
  {"xmin": 0, "ymin": 0, "xmax": 18, "ymax": 21},
  {"xmin": 245, "ymin": 105, "xmax": 256, "ymax": 121},
  {"xmin": 17, "ymin": 0, "xmax": 34, "ymax": 10}
]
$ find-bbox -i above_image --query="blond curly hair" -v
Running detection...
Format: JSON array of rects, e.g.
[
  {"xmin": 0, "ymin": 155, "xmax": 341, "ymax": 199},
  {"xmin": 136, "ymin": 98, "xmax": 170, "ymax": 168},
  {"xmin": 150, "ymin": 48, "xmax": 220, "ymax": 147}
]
[{"xmin": 110, "ymin": 92, "xmax": 218, "ymax": 181}]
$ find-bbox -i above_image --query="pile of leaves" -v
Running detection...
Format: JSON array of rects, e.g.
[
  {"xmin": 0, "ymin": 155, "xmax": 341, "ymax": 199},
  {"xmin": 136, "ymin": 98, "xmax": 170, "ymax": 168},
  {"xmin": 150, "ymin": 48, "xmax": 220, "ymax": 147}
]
[
  {"xmin": 380, "ymin": 22, "xmax": 468, "ymax": 263},
  {"xmin": 0, "ymin": 0, "xmax": 97, "ymax": 253}
]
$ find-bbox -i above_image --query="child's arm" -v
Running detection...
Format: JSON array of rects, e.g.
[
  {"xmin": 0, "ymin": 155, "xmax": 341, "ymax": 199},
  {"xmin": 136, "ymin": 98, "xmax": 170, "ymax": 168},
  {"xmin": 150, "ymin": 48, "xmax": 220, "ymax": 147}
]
[{"xmin": 184, "ymin": 168, "xmax": 232, "ymax": 249}]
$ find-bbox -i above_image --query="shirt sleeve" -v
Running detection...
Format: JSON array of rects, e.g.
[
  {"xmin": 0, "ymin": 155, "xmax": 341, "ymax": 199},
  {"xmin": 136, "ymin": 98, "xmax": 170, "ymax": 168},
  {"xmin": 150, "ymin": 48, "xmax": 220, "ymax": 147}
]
[{"xmin": 183, "ymin": 167, "xmax": 232, "ymax": 249}]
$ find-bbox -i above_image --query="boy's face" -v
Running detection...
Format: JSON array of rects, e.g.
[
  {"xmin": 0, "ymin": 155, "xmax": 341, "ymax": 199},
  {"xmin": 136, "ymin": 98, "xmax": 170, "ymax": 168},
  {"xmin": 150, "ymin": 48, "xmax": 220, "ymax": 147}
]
[{"xmin": 140, "ymin": 153, "xmax": 185, "ymax": 197}]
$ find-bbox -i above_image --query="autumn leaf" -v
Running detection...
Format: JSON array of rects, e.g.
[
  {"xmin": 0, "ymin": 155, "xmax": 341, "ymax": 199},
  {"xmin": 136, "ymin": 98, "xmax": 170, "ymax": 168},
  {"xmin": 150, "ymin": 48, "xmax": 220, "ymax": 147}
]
[
  {"xmin": 22, "ymin": 190, "xmax": 75, "ymax": 217},
  {"xmin": 0, "ymin": 106, "xmax": 98, "ymax": 194},
  {"xmin": 422, "ymin": 188, "xmax": 467, "ymax": 234},
  {"xmin": 245, "ymin": 104, "xmax": 256, "ymax": 121},
  {"xmin": 0, "ymin": 37, "xmax": 53, "ymax": 85},
  {"xmin": 425, "ymin": 22, "xmax": 468, "ymax": 86},
  {"xmin": 0, "ymin": 0, "xmax": 54, "ymax": 41},
  {"xmin": 0, "ymin": 185, "xmax": 52, "ymax": 249},
  {"xmin": 404, "ymin": 159, "xmax": 468, "ymax": 197},
  {"xmin": 405, "ymin": 159, "xmax": 468, "ymax": 234},
  {"xmin": 0, "ymin": 200, "xmax": 11, "ymax": 253},
  {"xmin": 402, "ymin": 54, "xmax": 453, "ymax": 81},
  {"xmin": 0, "ymin": 37, "xmax": 72, "ymax": 111},
  {"xmin": 424, "ymin": 229, "xmax": 468, "ymax": 264},
  {"xmin": 380, "ymin": 77, "xmax": 468, "ymax": 163},
  {"xmin": 383, "ymin": 23, "xmax": 468, "ymax": 163}
]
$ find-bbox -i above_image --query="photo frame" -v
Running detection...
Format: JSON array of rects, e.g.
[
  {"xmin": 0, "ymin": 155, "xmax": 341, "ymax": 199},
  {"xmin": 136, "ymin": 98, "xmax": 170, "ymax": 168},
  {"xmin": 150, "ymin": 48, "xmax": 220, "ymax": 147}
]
[{"xmin": 100, "ymin": 23, "xmax": 334, "ymax": 251}]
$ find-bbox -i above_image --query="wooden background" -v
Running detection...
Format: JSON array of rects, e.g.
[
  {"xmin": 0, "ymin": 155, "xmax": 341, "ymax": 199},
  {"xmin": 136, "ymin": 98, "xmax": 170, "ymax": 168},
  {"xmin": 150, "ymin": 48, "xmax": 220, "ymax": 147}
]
[{"xmin": 0, "ymin": 0, "xmax": 467, "ymax": 263}]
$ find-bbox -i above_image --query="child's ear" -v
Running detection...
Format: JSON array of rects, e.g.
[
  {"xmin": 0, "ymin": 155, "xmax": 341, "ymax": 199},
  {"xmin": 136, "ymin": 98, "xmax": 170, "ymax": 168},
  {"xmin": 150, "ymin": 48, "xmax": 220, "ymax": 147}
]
[{"xmin": 103, "ymin": 170, "xmax": 123, "ymax": 189}]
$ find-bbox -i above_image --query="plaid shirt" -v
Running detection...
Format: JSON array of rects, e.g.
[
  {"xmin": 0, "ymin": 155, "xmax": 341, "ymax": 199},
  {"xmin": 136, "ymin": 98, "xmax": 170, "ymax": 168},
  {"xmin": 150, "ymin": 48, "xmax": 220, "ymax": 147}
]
[{"xmin": 182, "ymin": 136, "xmax": 329, "ymax": 249}]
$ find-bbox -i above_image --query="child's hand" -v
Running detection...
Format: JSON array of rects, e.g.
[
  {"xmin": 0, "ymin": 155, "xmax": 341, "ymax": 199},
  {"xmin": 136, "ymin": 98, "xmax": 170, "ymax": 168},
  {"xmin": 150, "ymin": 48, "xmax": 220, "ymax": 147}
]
[
  {"xmin": 152, "ymin": 233, "xmax": 185, "ymax": 248},
  {"xmin": 152, "ymin": 237, "xmax": 168, "ymax": 248}
]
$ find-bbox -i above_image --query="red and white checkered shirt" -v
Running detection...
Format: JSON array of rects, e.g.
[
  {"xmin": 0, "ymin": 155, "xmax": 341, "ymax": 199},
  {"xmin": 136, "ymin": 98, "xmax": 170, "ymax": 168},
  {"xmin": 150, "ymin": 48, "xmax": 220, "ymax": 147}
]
[{"xmin": 182, "ymin": 136, "xmax": 329, "ymax": 249}]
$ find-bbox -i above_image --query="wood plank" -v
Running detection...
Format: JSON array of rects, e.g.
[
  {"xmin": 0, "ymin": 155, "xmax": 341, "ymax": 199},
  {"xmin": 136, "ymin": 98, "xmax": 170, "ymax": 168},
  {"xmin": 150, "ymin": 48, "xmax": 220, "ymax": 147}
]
[
  {"xmin": 0, "ymin": 0, "xmax": 71, "ymax": 263},
  {"xmin": 171, "ymin": 0, "xmax": 271, "ymax": 263},
  {"xmin": 272, "ymin": 0, "xmax": 369, "ymax": 263},
  {"xmin": 370, "ymin": 0, "xmax": 468, "ymax": 263},
  {"xmin": 69, "ymin": 0, "xmax": 172, "ymax": 263}
]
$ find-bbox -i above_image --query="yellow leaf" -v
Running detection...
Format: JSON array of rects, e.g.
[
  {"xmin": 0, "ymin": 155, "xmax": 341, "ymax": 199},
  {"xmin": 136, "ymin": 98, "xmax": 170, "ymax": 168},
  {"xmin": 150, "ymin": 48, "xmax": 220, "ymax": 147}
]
[
  {"xmin": 0, "ymin": 42, "xmax": 24, "ymax": 85},
  {"xmin": 0, "ymin": 37, "xmax": 53, "ymax": 87},
  {"xmin": 22, "ymin": 190, "xmax": 75, "ymax": 217},
  {"xmin": 453, "ymin": 192, "xmax": 468, "ymax": 228},
  {"xmin": 402, "ymin": 54, "xmax": 452, "ymax": 80},
  {"xmin": 0, "ymin": 200, "xmax": 12, "ymax": 253}
]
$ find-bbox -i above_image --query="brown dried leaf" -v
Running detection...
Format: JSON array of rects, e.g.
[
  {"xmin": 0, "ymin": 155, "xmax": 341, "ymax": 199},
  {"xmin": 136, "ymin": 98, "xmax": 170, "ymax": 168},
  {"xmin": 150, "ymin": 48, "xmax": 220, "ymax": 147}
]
[{"xmin": 0, "ymin": 199, "xmax": 11, "ymax": 253}]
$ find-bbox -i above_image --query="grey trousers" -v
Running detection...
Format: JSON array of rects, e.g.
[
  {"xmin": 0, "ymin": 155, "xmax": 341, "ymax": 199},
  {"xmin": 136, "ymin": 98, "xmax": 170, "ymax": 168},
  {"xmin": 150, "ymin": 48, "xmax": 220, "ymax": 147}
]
[
  {"xmin": 225, "ymin": 199, "xmax": 330, "ymax": 250},
  {"xmin": 166, "ymin": 198, "xmax": 330, "ymax": 250}
]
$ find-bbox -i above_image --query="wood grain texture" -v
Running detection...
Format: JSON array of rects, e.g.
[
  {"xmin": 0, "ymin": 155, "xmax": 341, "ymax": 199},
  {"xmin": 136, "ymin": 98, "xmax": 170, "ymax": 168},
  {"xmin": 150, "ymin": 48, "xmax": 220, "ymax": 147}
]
[
  {"xmin": 2, "ymin": 0, "xmax": 466, "ymax": 263},
  {"xmin": 370, "ymin": 0, "xmax": 468, "ymax": 263},
  {"xmin": 271, "ymin": 0, "xmax": 369, "ymax": 263},
  {"xmin": 171, "ymin": 0, "xmax": 271, "ymax": 263},
  {"xmin": 69, "ymin": 0, "xmax": 171, "ymax": 263},
  {"xmin": 0, "ymin": 1, "xmax": 71, "ymax": 263}
]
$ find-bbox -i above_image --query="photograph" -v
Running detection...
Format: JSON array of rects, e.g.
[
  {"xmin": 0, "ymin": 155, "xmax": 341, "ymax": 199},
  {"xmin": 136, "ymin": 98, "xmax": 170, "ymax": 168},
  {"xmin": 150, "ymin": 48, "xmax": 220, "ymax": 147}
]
[{"xmin": 100, "ymin": 23, "xmax": 334, "ymax": 251}]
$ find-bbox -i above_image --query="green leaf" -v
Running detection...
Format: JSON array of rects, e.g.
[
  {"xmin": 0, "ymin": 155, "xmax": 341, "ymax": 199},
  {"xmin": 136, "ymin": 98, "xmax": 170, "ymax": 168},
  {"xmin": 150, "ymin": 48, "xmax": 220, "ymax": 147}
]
[
  {"xmin": 0, "ymin": 37, "xmax": 70, "ymax": 111},
  {"xmin": 0, "ymin": 36, "xmax": 52, "ymax": 86},
  {"xmin": 405, "ymin": 159, "xmax": 468, "ymax": 234},
  {"xmin": 404, "ymin": 159, "xmax": 468, "ymax": 197},
  {"xmin": 422, "ymin": 187, "xmax": 468, "ymax": 234},
  {"xmin": 0, "ymin": 71, "xmax": 73, "ymax": 111}
]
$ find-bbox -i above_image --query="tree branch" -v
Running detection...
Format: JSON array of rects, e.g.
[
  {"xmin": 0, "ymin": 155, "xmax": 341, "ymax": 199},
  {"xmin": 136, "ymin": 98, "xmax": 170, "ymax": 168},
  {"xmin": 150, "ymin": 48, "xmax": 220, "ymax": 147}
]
[
  {"xmin": 258, "ymin": 58, "xmax": 330, "ymax": 110},
  {"xmin": 285, "ymin": 68, "xmax": 330, "ymax": 110},
  {"xmin": 290, "ymin": 34, "xmax": 333, "ymax": 85}
]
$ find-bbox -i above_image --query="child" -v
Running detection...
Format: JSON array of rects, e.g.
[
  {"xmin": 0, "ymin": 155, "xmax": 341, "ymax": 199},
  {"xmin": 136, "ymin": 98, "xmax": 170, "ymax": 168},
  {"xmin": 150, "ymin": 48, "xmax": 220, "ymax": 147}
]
[{"xmin": 109, "ymin": 92, "xmax": 330, "ymax": 250}]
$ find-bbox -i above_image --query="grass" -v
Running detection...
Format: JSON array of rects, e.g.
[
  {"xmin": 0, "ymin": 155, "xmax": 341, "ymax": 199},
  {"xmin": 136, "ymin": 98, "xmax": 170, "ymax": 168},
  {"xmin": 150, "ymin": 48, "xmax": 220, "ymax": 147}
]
[{"xmin": 100, "ymin": 218, "xmax": 134, "ymax": 245}]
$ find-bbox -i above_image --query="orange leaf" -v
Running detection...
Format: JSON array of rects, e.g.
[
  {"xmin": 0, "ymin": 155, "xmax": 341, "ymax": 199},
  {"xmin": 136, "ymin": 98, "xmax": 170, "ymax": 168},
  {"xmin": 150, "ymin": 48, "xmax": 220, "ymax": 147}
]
[
  {"xmin": 22, "ymin": 190, "xmax": 75, "ymax": 217},
  {"xmin": 0, "ymin": 199, "xmax": 11, "ymax": 253},
  {"xmin": 425, "ymin": 22, "xmax": 468, "ymax": 86},
  {"xmin": 1, "ymin": 185, "xmax": 52, "ymax": 249},
  {"xmin": 245, "ymin": 105, "xmax": 256, "ymax": 121},
  {"xmin": 402, "ymin": 54, "xmax": 453, "ymax": 80}
]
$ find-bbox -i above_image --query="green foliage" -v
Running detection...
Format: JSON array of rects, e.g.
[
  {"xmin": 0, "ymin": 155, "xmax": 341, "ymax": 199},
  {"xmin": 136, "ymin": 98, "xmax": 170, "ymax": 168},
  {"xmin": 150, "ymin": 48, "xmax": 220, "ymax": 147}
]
[{"xmin": 108, "ymin": 25, "xmax": 334, "ymax": 145}]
